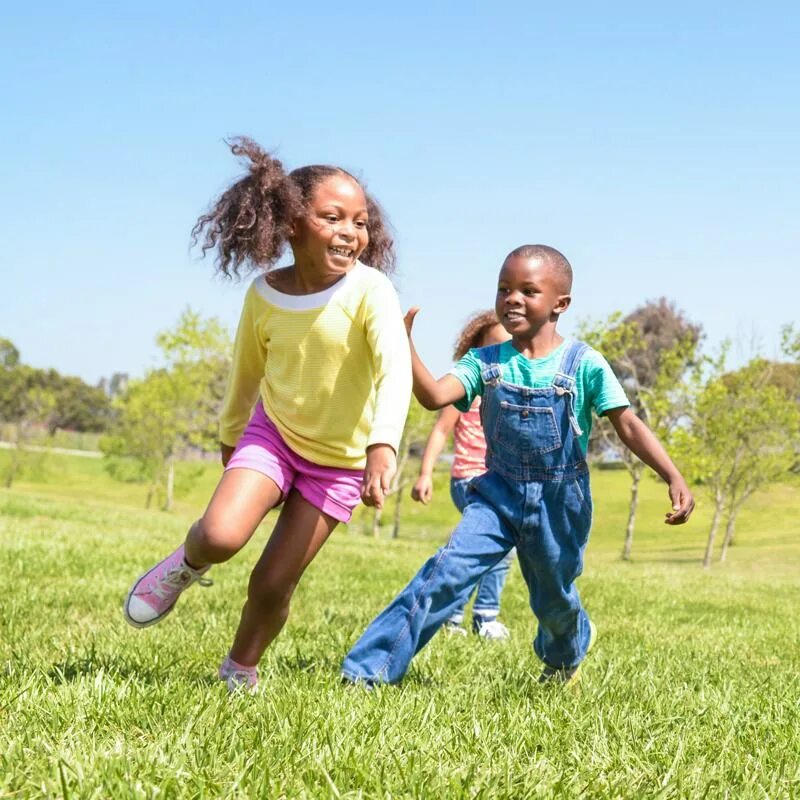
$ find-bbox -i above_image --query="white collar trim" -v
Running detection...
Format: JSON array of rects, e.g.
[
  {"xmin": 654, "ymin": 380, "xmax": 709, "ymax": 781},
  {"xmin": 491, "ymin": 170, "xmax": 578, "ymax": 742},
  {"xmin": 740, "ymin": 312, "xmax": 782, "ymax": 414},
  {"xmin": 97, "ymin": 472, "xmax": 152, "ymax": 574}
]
[{"xmin": 254, "ymin": 262, "xmax": 365, "ymax": 310}]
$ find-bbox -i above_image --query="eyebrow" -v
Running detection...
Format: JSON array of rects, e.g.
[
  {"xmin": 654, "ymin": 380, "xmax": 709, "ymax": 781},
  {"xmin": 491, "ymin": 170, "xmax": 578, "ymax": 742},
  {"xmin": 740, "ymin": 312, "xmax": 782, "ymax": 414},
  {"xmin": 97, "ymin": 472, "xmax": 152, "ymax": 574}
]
[{"xmin": 317, "ymin": 203, "xmax": 368, "ymax": 214}]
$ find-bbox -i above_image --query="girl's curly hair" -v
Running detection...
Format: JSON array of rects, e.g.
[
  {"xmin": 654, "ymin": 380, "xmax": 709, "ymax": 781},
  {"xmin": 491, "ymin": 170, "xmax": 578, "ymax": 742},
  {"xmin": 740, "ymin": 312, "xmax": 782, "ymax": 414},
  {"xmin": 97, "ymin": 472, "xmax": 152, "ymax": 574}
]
[
  {"xmin": 191, "ymin": 137, "xmax": 395, "ymax": 278},
  {"xmin": 452, "ymin": 310, "xmax": 503, "ymax": 361}
]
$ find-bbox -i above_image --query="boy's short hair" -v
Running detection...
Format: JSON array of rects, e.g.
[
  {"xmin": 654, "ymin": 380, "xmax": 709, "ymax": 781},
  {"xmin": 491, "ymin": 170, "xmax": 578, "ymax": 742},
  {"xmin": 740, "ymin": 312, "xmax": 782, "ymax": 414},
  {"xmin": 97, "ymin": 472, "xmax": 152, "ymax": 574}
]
[{"xmin": 505, "ymin": 244, "xmax": 573, "ymax": 293}]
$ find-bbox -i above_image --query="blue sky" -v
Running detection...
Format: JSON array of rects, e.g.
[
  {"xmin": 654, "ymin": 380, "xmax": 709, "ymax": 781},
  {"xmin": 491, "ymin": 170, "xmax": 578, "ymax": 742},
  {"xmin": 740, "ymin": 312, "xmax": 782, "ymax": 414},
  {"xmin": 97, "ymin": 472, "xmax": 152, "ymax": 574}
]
[{"xmin": 1, "ymin": 2, "xmax": 798, "ymax": 383}]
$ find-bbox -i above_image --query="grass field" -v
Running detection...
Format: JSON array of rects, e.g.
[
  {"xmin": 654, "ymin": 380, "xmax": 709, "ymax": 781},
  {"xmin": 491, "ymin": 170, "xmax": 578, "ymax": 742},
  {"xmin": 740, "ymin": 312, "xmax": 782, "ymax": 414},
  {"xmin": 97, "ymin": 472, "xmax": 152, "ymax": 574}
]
[{"xmin": 1, "ymin": 452, "xmax": 799, "ymax": 798}]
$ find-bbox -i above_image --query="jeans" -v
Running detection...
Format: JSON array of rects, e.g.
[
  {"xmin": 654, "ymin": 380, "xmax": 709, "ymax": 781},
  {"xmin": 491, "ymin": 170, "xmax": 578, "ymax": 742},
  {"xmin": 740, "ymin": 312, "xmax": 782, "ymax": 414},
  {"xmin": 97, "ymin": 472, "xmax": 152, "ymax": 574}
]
[
  {"xmin": 448, "ymin": 477, "xmax": 514, "ymax": 624},
  {"xmin": 341, "ymin": 469, "xmax": 593, "ymax": 684}
]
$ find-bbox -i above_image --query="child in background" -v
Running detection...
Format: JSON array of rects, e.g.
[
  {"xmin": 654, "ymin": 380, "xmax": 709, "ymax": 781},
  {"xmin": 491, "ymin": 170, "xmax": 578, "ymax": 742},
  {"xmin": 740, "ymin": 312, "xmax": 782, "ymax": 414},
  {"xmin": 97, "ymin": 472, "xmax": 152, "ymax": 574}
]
[
  {"xmin": 342, "ymin": 244, "xmax": 694, "ymax": 686},
  {"xmin": 411, "ymin": 311, "xmax": 515, "ymax": 640},
  {"xmin": 124, "ymin": 137, "xmax": 411, "ymax": 692}
]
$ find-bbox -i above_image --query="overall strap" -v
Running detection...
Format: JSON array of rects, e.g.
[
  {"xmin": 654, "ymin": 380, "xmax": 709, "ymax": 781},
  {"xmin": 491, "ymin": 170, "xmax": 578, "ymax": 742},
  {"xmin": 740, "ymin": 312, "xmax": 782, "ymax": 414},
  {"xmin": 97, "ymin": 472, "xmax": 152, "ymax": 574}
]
[
  {"xmin": 552, "ymin": 340, "xmax": 589, "ymax": 436},
  {"xmin": 552, "ymin": 340, "xmax": 589, "ymax": 388},
  {"xmin": 477, "ymin": 343, "xmax": 503, "ymax": 384}
]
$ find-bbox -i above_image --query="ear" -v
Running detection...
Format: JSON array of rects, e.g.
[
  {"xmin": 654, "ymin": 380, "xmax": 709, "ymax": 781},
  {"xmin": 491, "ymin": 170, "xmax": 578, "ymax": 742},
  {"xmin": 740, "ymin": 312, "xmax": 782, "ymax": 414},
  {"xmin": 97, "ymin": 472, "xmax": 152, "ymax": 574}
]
[{"xmin": 554, "ymin": 294, "xmax": 572, "ymax": 315}]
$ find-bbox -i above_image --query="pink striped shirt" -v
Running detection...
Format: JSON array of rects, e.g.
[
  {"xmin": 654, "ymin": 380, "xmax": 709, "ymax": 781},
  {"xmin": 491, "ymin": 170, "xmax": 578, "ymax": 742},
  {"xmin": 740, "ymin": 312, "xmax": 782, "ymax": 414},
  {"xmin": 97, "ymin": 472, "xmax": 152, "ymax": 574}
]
[{"xmin": 451, "ymin": 397, "xmax": 488, "ymax": 479}]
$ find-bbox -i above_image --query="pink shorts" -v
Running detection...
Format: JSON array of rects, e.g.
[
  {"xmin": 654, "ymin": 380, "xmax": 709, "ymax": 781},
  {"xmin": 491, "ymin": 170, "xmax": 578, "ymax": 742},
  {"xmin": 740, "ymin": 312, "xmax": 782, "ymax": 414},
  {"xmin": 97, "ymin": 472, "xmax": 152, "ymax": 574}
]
[{"xmin": 225, "ymin": 404, "xmax": 364, "ymax": 523}]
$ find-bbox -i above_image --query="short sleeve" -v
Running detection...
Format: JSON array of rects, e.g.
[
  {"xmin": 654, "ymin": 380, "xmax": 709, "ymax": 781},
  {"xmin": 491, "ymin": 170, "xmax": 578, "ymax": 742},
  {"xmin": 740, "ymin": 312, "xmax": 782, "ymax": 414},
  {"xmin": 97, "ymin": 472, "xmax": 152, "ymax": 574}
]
[
  {"xmin": 448, "ymin": 349, "xmax": 484, "ymax": 412},
  {"xmin": 581, "ymin": 349, "xmax": 629, "ymax": 416}
]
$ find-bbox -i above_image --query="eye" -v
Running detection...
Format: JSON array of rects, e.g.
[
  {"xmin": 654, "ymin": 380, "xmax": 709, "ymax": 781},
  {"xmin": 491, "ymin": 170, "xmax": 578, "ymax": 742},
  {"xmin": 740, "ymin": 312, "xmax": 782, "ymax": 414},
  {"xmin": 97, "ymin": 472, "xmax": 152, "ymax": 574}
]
[
  {"xmin": 523, "ymin": 289, "xmax": 537, "ymax": 296},
  {"xmin": 497, "ymin": 287, "xmax": 509, "ymax": 294},
  {"xmin": 325, "ymin": 214, "xmax": 339, "ymax": 224},
  {"xmin": 355, "ymin": 219, "xmax": 368, "ymax": 229}
]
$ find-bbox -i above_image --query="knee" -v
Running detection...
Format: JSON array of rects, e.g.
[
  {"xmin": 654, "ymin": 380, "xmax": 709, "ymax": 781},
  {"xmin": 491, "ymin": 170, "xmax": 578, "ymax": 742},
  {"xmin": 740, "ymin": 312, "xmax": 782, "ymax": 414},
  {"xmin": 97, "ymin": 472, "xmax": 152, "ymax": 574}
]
[
  {"xmin": 248, "ymin": 569, "xmax": 296, "ymax": 613},
  {"xmin": 191, "ymin": 516, "xmax": 243, "ymax": 562}
]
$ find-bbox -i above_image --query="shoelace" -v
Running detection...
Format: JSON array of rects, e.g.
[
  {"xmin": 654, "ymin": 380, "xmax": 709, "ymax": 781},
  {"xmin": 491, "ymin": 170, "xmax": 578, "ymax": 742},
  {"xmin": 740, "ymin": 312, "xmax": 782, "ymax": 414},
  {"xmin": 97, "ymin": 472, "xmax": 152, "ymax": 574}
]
[
  {"xmin": 151, "ymin": 567, "xmax": 213, "ymax": 600},
  {"xmin": 226, "ymin": 670, "xmax": 257, "ymax": 692}
]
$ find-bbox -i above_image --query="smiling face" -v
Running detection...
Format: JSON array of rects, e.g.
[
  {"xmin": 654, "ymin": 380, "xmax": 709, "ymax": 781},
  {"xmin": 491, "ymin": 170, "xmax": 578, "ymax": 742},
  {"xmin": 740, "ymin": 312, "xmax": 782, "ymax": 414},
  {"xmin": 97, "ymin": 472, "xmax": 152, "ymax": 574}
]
[
  {"xmin": 495, "ymin": 255, "xmax": 571, "ymax": 338},
  {"xmin": 291, "ymin": 174, "xmax": 369, "ymax": 276}
]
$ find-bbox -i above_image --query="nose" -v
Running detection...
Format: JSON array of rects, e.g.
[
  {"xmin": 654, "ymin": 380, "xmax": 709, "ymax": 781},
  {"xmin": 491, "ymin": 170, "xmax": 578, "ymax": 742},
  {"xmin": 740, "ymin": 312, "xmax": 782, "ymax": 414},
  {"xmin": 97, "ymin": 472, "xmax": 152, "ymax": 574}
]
[
  {"xmin": 504, "ymin": 289, "xmax": 523, "ymax": 306},
  {"xmin": 337, "ymin": 219, "xmax": 356, "ymax": 241}
]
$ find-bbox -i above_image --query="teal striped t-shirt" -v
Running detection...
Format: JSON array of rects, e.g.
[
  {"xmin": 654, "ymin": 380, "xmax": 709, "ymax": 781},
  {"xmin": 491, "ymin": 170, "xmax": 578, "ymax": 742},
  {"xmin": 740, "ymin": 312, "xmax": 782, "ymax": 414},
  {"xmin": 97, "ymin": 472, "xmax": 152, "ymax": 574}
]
[{"xmin": 449, "ymin": 340, "xmax": 629, "ymax": 454}]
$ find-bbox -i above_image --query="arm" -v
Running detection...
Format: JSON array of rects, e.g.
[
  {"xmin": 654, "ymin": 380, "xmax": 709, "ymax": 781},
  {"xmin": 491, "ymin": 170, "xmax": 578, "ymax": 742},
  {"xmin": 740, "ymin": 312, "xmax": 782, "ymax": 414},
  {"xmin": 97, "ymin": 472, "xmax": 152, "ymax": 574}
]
[
  {"xmin": 218, "ymin": 285, "xmax": 267, "ymax": 466},
  {"xmin": 411, "ymin": 405, "xmax": 460, "ymax": 504},
  {"xmin": 605, "ymin": 407, "xmax": 695, "ymax": 525},
  {"xmin": 360, "ymin": 279, "xmax": 413, "ymax": 508},
  {"xmin": 405, "ymin": 308, "xmax": 467, "ymax": 410}
]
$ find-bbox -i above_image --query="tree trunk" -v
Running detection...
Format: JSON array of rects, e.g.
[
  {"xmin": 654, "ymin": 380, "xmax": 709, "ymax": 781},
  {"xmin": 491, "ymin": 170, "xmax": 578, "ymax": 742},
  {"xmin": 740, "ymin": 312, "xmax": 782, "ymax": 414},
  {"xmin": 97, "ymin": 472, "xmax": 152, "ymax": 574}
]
[
  {"xmin": 703, "ymin": 495, "xmax": 724, "ymax": 568},
  {"xmin": 145, "ymin": 485, "xmax": 154, "ymax": 509},
  {"xmin": 621, "ymin": 464, "xmax": 643, "ymax": 560},
  {"xmin": 371, "ymin": 507, "xmax": 382, "ymax": 537},
  {"xmin": 163, "ymin": 457, "xmax": 175, "ymax": 512},
  {"xmin": 392, "ymin": 480, "xmax": 405, "ymax": 539},
  {"xmin": 719, "ymin": 514, "xmax": 737, "ymax": 563}
]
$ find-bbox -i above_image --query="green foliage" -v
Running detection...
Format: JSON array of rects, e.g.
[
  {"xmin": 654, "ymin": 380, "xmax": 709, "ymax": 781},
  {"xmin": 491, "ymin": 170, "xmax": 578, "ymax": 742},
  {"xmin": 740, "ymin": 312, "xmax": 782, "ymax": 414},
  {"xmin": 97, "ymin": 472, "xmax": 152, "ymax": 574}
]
[
  {"xmin": 674, "ymin": 353, "xmax": 800, "ymax": 566},
  {"xmin": 1, "ymin": 385, "xmax": 58, "ymax": 488},
  {"xmin": 101, "ymin": 309, "xmax": 231, "ymax": 509},
  {"xmin": 0, "ymin": 337, "xmax": 20, "ymax": 367},
  {"xmin": 579, "ymin": 303, "xmax": 702, "ymax": 559},
  {"xmin": 0, "ymin": 363, "xmax": 111, "ymax": 433}
]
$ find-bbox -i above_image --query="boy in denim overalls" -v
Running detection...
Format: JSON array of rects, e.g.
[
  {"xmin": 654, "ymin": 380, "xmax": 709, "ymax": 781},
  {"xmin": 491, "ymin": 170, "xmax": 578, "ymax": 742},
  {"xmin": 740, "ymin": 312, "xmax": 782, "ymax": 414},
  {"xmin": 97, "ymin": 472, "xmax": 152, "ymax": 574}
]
[{"xmin": 342, "ymin": 244, "xmax": 695, "ymax": 685}]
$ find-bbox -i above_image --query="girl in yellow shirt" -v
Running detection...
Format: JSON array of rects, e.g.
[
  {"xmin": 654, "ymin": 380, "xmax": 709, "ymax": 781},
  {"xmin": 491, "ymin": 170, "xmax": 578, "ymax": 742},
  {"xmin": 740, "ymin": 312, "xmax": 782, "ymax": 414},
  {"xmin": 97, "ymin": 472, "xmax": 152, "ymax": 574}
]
[{"xmin": 123, "ymin": 137, "xmax": 411, "ymax": 692}]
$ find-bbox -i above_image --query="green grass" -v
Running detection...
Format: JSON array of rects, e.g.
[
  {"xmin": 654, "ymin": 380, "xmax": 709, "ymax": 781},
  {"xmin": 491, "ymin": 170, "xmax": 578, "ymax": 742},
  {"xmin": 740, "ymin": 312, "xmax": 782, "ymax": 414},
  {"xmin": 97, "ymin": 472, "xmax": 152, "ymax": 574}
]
[{"xmin": 1, "ymin": 455, "xmax": 799, "ymax": 798}]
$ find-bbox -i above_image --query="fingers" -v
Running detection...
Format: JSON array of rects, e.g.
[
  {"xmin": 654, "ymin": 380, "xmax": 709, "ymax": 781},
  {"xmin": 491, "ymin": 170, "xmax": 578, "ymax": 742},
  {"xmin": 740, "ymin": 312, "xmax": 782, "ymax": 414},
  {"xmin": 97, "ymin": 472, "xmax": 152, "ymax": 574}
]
[
  {"xmin": 664, "ymin": 487, "xmax": 695, "ymax": 525},
  {"xmin": 361, "ymin": 473, "xmax": 388, "ymax": 509},
  {"xmin": 403, "ymin": 307, "xmax": 420, "ymax": 336},
  {"xmin": 411, "ymin": 478, "xmax": 432, "ymax": 504}
]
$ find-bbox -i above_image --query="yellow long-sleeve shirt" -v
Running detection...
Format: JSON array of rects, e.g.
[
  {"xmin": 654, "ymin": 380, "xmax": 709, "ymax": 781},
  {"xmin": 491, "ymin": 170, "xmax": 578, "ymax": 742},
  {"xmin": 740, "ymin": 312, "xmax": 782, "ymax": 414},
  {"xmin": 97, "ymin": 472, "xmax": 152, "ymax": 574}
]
[{"xmin": 219, "ymin": 263, "xmax": 412, "ymax": 469}]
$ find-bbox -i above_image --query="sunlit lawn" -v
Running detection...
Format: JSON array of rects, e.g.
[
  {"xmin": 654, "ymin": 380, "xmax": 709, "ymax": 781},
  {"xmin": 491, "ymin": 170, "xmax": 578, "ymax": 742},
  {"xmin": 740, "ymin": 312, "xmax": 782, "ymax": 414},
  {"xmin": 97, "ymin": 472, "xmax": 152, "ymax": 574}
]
[{"xmin": 1, "ymin": 451, "xmax": 798, "ymax": 797}]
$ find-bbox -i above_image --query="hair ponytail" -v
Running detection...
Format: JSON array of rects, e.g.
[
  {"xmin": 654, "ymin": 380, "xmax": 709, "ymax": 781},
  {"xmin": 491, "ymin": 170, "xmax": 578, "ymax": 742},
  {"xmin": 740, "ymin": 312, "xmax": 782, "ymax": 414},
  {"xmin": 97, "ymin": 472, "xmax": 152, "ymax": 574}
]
[
  {"xmin": 192, "ymin": 137, "xmax": 397, "ymax": 277},
  {"xmin": 191, "ymin": 137, "xmax": 303, "ymax": 278}
]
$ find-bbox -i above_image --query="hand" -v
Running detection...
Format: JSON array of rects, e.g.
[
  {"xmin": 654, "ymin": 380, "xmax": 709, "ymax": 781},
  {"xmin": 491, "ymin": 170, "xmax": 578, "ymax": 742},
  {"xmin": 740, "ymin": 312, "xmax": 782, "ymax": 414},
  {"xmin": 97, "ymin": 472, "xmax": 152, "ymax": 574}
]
[
  {"xmin": 220, "ymin": 442, "xmax": 235, "ymax": 468},
  {"xmin": 403, "ymin": 307, "xmax": 420, "ymax": 337},
  {"xmin": 664, "ymin": 477, "xmax": 695, "ymax": 525},
  {"xmin": 411, "ymin": 474, "xmax": 433, "ymax": 504},
  {"xmin": 361, "ymin": 444, "xmax": 397, "ymax": 509}
]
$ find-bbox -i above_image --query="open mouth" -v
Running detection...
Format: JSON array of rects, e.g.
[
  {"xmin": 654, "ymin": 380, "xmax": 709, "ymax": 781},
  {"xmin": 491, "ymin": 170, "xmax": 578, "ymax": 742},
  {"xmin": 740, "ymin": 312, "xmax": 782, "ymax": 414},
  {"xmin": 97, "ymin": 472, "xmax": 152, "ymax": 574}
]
[
  {"xmin": 504, "ymin": 311, "xmax": 525, "ymax": 322},
  {"xmin": 329, "ymin": 247, "xmax": 354, "ymax": 259}
]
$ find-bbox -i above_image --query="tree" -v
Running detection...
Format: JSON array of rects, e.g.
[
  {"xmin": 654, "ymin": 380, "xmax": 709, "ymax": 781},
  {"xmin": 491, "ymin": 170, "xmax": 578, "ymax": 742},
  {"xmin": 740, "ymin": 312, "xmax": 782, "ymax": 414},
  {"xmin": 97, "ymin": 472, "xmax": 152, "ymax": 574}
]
[
  {"xmin": 0, "ymin": 338, "xmax": 20, "ymax": 368},
  {"xmin": 101, "ymin": 309, "xmax": 231, "ymax": 510},
  {"xmin": 673, "ymin": 354, "xmax": 800, "ymax": 567},
  {"xmin": 580, "ymin": 300, "xmax": 702, "ymax": 559},
  {"xmin": 0, "ymin": 362, "xmax": 111, "ymax": 434},
  {"xmin": 2, "ymin": 385, "xmax": 57, "ymax": 488}
]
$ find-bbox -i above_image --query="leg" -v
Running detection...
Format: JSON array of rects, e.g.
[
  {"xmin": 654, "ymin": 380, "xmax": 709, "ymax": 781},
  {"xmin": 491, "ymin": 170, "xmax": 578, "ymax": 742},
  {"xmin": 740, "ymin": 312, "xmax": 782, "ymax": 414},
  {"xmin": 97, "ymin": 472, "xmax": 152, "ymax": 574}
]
[
  {"xmin": 471, "ymin": 548, "xmax": 515, "ymax": 639},
  {"xmin": 124, "ymin": 468, "xmax": 284, "ymax": 627},
  {"xmin": 516, "ymin": 478, "xmax": 593, "ymax": 669},
  {"xmin": 472, "ymin": 548, "xmax": 515, "ymax": 623},
  {"xmin": 185, "ymin": 467, "xmax": 284, "ymax": 566},
  {"xmin": 445, "ymin": 476, "xmax": 478, "ymax": 629},
  {"xmin": 341, "ymin": 498, "xmax": 515, "ymax": 685},
  {"xmin": 228, "ymin": 490, "xmax": 338, "ymax": 666}
]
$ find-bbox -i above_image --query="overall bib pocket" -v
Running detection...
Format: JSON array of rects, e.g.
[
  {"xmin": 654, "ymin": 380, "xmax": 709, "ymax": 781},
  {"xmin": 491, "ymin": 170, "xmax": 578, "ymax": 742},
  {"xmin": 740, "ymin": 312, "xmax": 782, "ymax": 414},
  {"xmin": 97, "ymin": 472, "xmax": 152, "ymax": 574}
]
[{"xmin": 492, "ymin": 401, "xmax": 562, "ymax": 458}]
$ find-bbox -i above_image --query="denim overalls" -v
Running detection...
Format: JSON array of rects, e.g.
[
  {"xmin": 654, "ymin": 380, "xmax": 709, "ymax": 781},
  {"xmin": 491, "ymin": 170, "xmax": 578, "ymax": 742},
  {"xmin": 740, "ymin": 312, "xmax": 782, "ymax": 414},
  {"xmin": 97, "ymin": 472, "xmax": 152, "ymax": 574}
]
[{"xmin": 342, "ymin": 340, "xmax": 594, "ymax": 683}]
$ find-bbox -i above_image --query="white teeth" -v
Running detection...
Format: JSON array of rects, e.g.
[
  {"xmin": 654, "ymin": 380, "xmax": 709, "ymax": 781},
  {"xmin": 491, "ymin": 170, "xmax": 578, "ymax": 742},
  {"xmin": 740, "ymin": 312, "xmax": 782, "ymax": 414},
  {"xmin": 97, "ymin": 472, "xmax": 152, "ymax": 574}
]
[{"xmin": 330, "ymin": 247, "xmax": 351, "ymax": 257}]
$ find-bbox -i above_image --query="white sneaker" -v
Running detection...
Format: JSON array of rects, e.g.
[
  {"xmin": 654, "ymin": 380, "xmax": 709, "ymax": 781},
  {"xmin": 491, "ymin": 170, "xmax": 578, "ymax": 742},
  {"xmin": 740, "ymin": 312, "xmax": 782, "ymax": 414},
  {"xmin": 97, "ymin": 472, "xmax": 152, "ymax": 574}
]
[
  {"xmin": 475, "ymin": 619, "xmax": 511, "ymax": 640},
  {"xmin": 442, "ymin": 621, "xmax": 468, "ymax": 637}
]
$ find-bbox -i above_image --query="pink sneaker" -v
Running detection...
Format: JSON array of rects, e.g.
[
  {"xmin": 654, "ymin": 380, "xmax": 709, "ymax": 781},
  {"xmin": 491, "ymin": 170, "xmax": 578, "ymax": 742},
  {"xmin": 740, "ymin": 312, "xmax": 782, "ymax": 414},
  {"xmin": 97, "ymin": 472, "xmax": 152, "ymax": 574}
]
[
  {"xmin": 123, "ymin": 544, "xmax": 211, "ymax": 628},
  {"xmin": 219, "ymin": 656, "xmax": 258, "ymax": 694}
]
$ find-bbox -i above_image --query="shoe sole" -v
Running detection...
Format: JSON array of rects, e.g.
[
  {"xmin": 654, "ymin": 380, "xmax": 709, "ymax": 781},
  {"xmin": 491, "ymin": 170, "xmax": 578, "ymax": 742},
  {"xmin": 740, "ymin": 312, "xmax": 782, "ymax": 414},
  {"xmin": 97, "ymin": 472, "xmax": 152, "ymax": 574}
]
[{"xmin": 122, "ymin": 573, "xmax": 177, "ymax": 629}]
